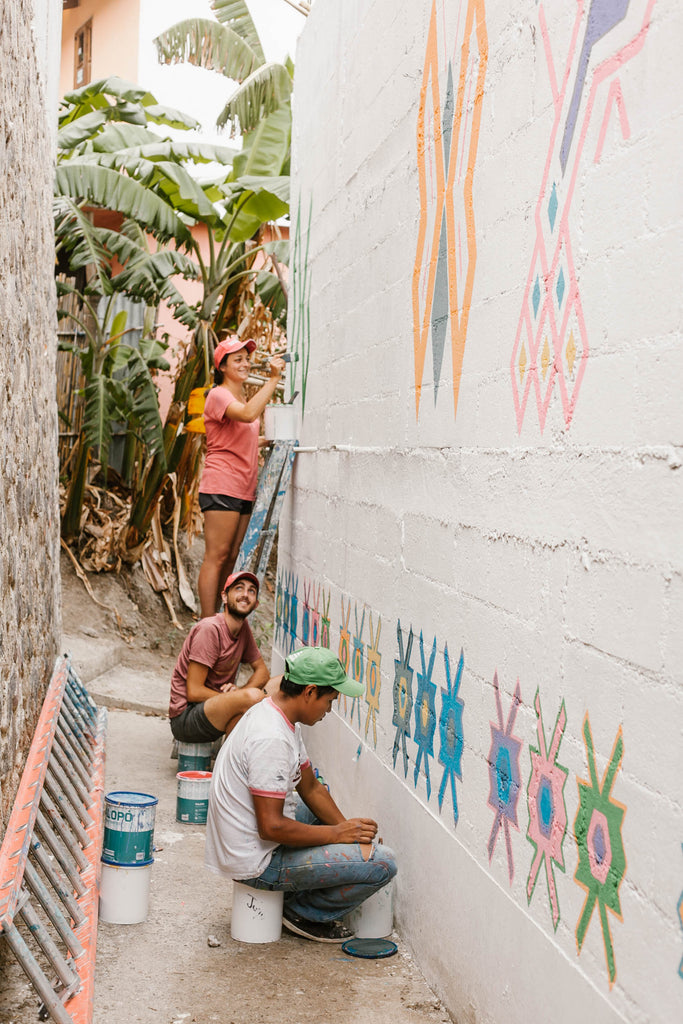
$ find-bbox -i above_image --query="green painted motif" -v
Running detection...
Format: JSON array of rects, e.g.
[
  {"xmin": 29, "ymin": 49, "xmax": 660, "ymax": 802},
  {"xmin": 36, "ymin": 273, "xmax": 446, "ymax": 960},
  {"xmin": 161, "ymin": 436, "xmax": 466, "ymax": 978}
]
[
  {"xmin": 289, "ymin": 195, "xmax": 313, "ymax": 410},
  {"xmin": 574, "ymin": 715, "xmax": 626, "ymax": 988}
]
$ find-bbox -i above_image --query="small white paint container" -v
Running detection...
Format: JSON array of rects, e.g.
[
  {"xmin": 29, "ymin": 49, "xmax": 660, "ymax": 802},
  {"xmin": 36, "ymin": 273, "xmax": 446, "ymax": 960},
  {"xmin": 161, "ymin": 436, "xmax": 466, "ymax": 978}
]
[
  {"xmin": 346, "ymin": 880, "xmax": 394, "ymax": 938},
  {"xmin": 264, "ymin": 404, "xmax": 298, "ymax": 441},
  {"xmin": 99, "ymin": 861, "xmax": 153, "ymax": 924},
  {"xmin": 230, "ymin": 881, "xmax": 283, "ymax": 943}
]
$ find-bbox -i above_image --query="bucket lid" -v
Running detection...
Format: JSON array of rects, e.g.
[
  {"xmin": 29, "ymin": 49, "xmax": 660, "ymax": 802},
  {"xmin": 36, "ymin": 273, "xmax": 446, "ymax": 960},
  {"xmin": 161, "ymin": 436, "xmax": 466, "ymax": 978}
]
[
  {"xmin": 101, "ymin": 857, "xmax": 154, "ymax": 869},
  {"xmin": 105, "ymin": 791, "xmax": 158, "ymax": 807},
  {"xmin": 176, "ymin": 771, "xmax": 213, "ymax": 781}
]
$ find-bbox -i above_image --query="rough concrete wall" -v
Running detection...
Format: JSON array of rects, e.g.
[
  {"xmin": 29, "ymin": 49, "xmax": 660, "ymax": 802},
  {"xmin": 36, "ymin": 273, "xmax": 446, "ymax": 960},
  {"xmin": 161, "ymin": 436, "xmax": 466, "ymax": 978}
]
[
  {"xmin": 0, "ymin": 0, "xmax": 61, "ymax": 831},
  {"xmin": 279, "ymin": 1, "xmax": 683, "ymax": 1022}
]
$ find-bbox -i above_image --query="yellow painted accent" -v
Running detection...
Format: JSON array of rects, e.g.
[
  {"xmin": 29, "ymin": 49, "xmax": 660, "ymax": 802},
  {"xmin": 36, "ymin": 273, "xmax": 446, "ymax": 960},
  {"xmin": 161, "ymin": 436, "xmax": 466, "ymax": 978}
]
[
  {"xmin": 421, "ymin": 697, "xmax": 430, "ymax": 731},
  {"xmin": 541, "ymin": 336, "xmax": 550, "ymax": 379},
  {"xmin": 566, "ymin": 330, "xmax": 577, "ymax": 374},
  {"xmin": 399, "ymin": 678, "xmax": 408, "ymax": 718},
  {"xmin": 518, "ymin": 345, "xmax": 527, "ymax": 382}
]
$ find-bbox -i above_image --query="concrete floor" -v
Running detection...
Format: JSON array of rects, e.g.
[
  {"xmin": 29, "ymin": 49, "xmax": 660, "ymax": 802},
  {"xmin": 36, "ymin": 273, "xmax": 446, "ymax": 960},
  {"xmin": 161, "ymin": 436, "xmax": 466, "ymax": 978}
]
[
  {"xmin": 1, "ymin": 575, "xmax": 453, "ymax": 1024},
  {"xmin": 95, "ymin": 708, "xmax": 451, "ymax": 1024}
]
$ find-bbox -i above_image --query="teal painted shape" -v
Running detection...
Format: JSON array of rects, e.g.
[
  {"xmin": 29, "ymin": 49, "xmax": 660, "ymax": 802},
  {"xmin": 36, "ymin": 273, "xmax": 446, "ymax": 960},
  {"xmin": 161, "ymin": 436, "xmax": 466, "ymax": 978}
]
[
  {"xmin": 556, "ymin": 266, "xmax": 565, "ymax": 308},
  {"xmin": 430, "ymin": 63, "xmax": 455, "ymax": 402},
  {"xmin": 496, "ymin": 745, "xmax": 512, "ymax": 803},
  {"xmin": 532, "ymin": 276, "xmax": 541, "ymax": 318},
  {"xmin": 548, "ymin": 181, "xmax": 558, "ymax": 232},
  {"xmin": 538, "ymin": 776, "xmax": 554, "ymax": 838}
]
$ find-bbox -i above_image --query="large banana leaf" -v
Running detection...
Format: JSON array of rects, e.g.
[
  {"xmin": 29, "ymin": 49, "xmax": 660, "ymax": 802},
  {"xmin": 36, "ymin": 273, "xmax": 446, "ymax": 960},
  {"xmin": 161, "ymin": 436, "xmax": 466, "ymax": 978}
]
[
  {"xmin": 154, "ymin": 18, "xmax": 259, "ymax": 82},
  {"xmin": 230, "ymin": 103, "xmax": 291, "ymax": 178},
  {"xmin": 55, "ymin": 163, "xmax": 193, "ymax": 244},
  {"xmin": 82, "ymin": 152, "xmax": 218, "ymax": 220},
  {"xmin": 60, "ymin": 78, "xmax": 155, "ymax": 121},
  {"xmin": 54, "ymin": 198, "xmax": 112, "ymax": 296},
  {"xmin": 211, "ymin": 0, "xmax": 265, "ymax": 64},
  {"xmin": 89, "ymin": 124, "xmax": 160, "ymax": 153},
  {"xmin": 216, "ymin": 62, "xmax": 292, "ymax": 134}
]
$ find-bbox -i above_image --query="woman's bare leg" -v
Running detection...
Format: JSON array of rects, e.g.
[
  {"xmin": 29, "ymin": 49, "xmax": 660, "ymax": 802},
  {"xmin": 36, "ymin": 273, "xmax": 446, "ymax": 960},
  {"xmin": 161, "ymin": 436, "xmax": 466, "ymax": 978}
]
[
  {"xmin": 198, "ymin": 509, "xmax": 241, "ymax": 617},
  {"xmin": 217, "ymin": 513, "xmax": 252, "ymax": 596}
]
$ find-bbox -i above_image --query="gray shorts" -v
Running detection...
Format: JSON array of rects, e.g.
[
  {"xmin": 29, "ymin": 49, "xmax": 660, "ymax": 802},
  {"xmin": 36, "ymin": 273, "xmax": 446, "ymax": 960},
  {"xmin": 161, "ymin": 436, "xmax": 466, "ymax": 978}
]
[{"xmin": 170, "ymin": 703, "xmax": 223, "ymax": 743}]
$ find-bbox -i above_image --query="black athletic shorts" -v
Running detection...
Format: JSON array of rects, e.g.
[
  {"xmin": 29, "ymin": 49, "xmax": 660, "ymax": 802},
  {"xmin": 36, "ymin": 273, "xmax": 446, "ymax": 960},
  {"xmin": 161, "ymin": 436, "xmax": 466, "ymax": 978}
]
[
  {"xmin": 170, "ymin": 702, "xmax": 223, "ymax": 743},
  {"xmin": 198, "ymin": 493, "xmax": 254, "ymax": 515}
]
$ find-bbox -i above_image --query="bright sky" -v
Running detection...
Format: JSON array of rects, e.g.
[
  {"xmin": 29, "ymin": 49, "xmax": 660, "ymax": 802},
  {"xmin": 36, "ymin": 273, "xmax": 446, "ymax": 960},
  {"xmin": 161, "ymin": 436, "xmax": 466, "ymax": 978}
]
[{"xmin": 138, "ymin": 0, "xmax": 305, "ymax": 143}]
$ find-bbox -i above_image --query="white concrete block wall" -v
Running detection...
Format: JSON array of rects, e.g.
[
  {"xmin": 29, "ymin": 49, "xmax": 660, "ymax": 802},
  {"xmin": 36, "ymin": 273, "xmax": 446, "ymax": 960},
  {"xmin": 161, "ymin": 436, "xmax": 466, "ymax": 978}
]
[{"xmin": 278, "ymin": 1, "xmax": 683, "ymax": 1021}]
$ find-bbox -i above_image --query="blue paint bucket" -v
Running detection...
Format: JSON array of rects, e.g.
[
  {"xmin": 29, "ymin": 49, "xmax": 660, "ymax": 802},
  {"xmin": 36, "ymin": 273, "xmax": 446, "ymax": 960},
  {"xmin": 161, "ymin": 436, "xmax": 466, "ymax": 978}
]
[
  {"xmin": 177, "ymin": 740, "xmax": 213, "ymax": 772},
  {"xmin": 176, "ymin": 770, "xmax": 212, "ymax": 824},
  {"xmin": 102, "ymin": 791, "xmax": 158, "ymax": 865}
]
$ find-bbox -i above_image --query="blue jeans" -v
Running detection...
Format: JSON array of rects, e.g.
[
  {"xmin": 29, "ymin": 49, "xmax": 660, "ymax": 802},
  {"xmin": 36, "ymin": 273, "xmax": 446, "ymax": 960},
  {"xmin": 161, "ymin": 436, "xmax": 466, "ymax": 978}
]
[{"xmin": 240, "ymin": 804, "xmax": 397, "ymax": 923}]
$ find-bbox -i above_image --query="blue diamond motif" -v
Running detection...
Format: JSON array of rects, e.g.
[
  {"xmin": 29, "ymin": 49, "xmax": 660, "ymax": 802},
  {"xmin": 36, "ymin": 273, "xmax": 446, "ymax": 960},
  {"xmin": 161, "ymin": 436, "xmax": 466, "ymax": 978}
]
[
  {"xmin": 548, "ymin": 182, "xmax": 558, "ymax": 232},
  {"xmin": 532, "ymin": 276, "xmax": 541, "ymax": 319},
  {"xmin": 556, "ymin": 268, "xmax": 565, "ymax": 308}
]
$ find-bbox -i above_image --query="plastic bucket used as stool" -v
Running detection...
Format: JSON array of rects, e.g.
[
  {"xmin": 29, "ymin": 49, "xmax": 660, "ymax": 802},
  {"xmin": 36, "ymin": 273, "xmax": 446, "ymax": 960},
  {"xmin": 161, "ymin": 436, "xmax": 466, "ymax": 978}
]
[
  {"xmin": 102, "ymin": 791, "xmax": 158, "ymax": 865},
  {"xmin": 99, "ymin": 860, "xmax": 153, "ymax": 924},
  {"xmin": 346, "ymin": 880, "xmax": 394, "ymax": 938},
  {"xmin": 176, "ymin": 770, "xmax": 212, "ymax": 824},
  {"xmin": 231, "ymin": 881, "xmax": 284, "ymax": 943},
  {"xmin": 177, "ymin": 740, "xmax": 213, "ymax": 772}
]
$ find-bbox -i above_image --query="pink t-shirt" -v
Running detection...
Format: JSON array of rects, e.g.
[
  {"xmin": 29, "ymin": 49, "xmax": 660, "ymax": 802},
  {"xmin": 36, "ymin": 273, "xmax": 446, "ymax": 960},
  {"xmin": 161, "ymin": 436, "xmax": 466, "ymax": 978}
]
[
  {"xmin": 199, "ymin": 387, "xmax": 259, "ymax": 500},
  {"xmin": 169, "ymin": 613, "xmax": 261, "ymax": 718}
]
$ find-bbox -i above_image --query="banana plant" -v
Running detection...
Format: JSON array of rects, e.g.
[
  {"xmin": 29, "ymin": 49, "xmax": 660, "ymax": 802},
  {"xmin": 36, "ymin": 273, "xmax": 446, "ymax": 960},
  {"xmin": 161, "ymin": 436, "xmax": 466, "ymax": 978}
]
[{"xmin": 56, "ymin": 74, "xmax": 290, "ymax": 552}]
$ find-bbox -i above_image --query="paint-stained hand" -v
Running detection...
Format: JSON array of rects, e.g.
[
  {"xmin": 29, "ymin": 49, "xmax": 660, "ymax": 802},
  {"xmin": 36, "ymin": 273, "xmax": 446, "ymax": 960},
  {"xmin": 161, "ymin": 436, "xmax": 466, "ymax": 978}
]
[{"xmin": 333, "ymin": 817, "xmax": 378, "ymax": 845}]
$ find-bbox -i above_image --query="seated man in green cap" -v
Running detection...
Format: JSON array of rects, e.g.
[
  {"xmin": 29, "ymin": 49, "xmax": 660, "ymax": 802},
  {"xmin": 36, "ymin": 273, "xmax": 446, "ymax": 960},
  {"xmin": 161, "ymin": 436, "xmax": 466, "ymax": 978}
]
[{"xmin": 205, "ymin": 646, "xmax": 397, "ymax": 942}]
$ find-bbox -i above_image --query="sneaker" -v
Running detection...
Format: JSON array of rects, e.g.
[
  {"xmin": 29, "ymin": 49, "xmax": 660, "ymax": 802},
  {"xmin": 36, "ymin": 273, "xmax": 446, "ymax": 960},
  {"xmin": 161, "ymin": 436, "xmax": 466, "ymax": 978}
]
[{"xmin": 282, "ymin": 908, "xmax": 354, "ymax": 943}]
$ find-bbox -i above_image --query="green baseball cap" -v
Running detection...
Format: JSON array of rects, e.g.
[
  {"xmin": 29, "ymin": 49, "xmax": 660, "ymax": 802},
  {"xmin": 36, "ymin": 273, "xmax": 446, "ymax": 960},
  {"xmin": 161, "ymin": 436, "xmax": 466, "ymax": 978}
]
[{"xmin": 284, "ymin": 646, "xmax": 364, "ymax": 698}]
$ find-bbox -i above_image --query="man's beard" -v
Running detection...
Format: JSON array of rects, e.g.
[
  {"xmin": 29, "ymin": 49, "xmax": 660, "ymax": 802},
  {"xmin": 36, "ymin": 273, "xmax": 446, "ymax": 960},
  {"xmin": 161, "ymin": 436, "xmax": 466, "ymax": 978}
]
[{"xmin": 226, "ymin": 597, "xmax": 250, "ymax": 620}]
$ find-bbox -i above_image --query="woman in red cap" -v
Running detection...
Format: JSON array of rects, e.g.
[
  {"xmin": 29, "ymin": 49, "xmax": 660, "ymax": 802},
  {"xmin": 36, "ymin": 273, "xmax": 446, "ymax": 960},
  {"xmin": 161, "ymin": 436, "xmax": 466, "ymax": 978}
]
[{"xmin": 197, "ymin": 336, "xmax": 285, "ymax": 617}]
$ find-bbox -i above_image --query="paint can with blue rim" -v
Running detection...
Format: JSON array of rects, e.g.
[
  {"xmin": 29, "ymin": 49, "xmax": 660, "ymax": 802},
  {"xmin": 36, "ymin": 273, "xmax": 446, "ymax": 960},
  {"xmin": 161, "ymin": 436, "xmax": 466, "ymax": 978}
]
[
  {"xmin": 176, "ymin": 770, "xmax": 212, "ymax": 824},
  {"xmin": 177, "ymin": 740, "xmax": 213, "ymax": 772},
  {"xmin": 102, "ymin": 791, "xmax": 158, "ymax": 866}
]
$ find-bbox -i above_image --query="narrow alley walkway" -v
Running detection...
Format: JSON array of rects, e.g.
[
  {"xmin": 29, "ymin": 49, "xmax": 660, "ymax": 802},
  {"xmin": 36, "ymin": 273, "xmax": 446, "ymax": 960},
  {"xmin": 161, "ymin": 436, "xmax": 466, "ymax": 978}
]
[{"xmin": 94, "ymin": 703, "xmax": 452, "ymax": 1024}]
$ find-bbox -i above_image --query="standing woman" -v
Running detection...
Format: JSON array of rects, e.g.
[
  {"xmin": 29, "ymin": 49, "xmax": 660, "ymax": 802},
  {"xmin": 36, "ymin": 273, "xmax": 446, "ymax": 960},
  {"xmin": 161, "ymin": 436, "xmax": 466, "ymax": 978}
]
[{"xmin": 197, "ymin": 336, "xmax": 285, "ymax": 617}]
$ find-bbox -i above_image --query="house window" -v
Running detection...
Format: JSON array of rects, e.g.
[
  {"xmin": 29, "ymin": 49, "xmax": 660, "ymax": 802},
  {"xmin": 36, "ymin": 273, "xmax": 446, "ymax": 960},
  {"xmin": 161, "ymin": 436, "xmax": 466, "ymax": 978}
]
[{"xmin": 74, "ymin": 20, "xmax": 92, "ymax": 88}]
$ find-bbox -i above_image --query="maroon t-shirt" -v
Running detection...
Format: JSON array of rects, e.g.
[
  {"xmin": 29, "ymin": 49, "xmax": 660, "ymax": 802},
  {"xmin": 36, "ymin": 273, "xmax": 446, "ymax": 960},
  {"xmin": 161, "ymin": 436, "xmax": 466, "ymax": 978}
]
[{"xmin": 169, "ymin": 613, "xmax": 261, "ymax": 718}]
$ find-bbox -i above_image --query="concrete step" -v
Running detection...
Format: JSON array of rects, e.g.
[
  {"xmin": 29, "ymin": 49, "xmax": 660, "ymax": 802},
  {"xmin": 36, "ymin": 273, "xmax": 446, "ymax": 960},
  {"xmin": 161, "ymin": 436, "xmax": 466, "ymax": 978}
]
[
  {"xmin": 84, "ymin": 663, "xmax": 169, "ymax": 718},
  {"xmin": 62, "ymin": 632, "xmax": 127, "ymax": 685}
]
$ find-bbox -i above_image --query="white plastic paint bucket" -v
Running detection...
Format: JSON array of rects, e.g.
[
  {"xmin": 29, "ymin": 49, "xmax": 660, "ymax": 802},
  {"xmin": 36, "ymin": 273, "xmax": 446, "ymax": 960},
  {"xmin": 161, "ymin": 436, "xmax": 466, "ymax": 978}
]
[
  {"xmin": 102, "ymin": 791, "xmax": 158, "ymax": 865},
  {"xmin": 346, "ymin": 880, "xmax": 394, "ymax": 938},
  {"xmin": 176, "ymin": 770, "xmax": 212, "ymax": 824},
  {"xmin": 177, "ymin": 741, "xmax": 213, "ymax": 772},
  {"xmin": 99, "ymin": 861, "xmax": 153, "ymax": 924},
  {"xmin": 264, "ymin": 404, "xmax": 298, "ymax": 441},
  {"xmin": 231, "ymin": 881, "xmax": 283, "ymax": 943}
]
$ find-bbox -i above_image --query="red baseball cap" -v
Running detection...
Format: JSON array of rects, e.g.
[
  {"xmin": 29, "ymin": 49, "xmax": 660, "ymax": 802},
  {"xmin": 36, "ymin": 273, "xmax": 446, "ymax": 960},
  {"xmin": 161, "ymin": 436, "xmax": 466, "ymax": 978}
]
[
  {"xmin": 222, "ymin": 571, "xmax": 260, "ymax": 596},
  {"xmin": 214, "ymin": 336, "xmax": 256, "ymax": 368}
]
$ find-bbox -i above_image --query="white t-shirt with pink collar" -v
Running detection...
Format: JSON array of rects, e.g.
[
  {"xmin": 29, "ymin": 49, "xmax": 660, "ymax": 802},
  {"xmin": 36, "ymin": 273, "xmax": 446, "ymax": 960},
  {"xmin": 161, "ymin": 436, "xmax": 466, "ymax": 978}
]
[{"xmin": 205, "ymin": 697, "xmax": 311, "ymax": 880}]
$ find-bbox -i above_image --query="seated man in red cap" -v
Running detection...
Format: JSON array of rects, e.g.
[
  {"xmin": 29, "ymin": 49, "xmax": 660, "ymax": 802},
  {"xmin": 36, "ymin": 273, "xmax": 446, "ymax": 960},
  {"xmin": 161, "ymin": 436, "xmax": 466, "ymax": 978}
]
[
  {"xmin": 205, "ymin": 646, "xmax": 397, "ymax": 942},
  {"xmin": 169, "ymin": 570, "xmax": 269, "ymax": 743}
]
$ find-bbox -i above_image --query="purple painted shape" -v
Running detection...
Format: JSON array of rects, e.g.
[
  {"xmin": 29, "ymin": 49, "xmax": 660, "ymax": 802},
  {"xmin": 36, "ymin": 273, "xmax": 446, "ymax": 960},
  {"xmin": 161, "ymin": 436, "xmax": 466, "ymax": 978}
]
[{"xmin": 560, "ymin": 0, "xmax": 631, "ymax": 172}]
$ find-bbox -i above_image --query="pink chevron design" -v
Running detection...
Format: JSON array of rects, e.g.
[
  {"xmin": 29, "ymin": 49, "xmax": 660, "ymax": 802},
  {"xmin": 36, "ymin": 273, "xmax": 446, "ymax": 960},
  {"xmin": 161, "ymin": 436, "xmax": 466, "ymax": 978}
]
[{"xmin": 511, "ymin": 0, "xmax": 656, "ymax": 432}]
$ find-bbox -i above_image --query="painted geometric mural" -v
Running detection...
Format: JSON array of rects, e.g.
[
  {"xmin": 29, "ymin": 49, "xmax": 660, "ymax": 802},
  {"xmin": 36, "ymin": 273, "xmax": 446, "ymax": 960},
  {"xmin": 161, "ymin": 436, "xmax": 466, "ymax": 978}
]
[
  {"xmin": 487, "ymin": 673, "xmax": 523, "ymax": 883},
  {"xmin": 437, "ymin": 645, "xmax": 465, "ymax": 827},
  {"xmin": 349, "ymin": 605, "xmax": 365, "ymax": 729},
  {"xmin": 574, "ymin": 714, "xmax": 626, "ymax": 988},
  {"xmin": 526, "ymin": 690, "xmax": 568, "ymax": 931},
  {"xmin": 412, "ymin": 0, "xmax": 488, "ymax": 420},
  {"xmin": 511, "ymin": 0, "xmax": 656, "ymax": 431},
  {"xmin": 392, "ymin": 621, "xmax": 415, "ymax": 778},
  {"xmin": 364, "ymin": 612, "xmax": 382, "ymax": 748},
  {"xmin": 413, "ymin": 632, "xmax": 438, "ymax": 800},
  {"xmin": 289, "ymin": 195, "xmax": 313, "ymax": 411}
]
